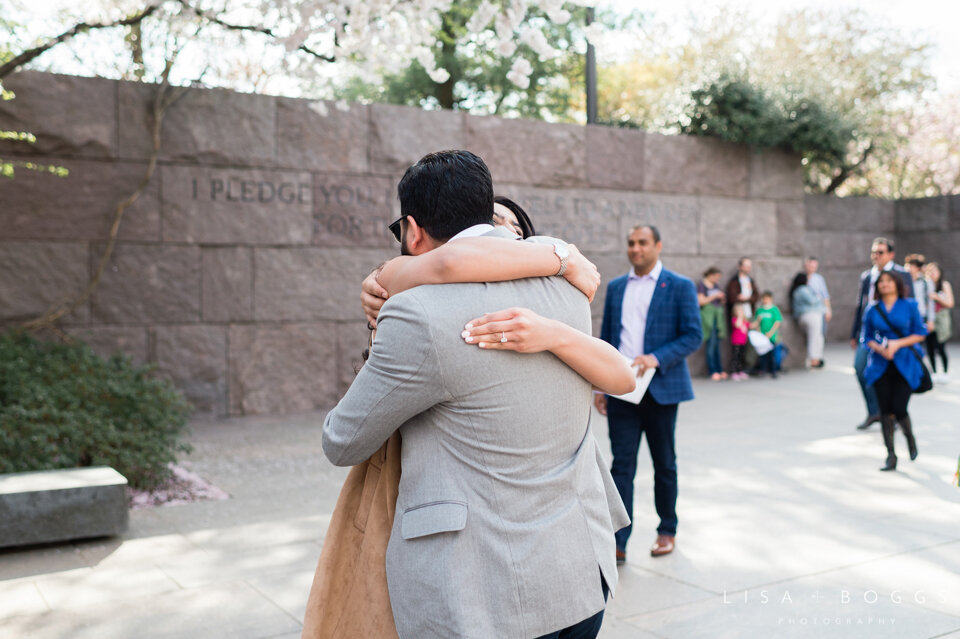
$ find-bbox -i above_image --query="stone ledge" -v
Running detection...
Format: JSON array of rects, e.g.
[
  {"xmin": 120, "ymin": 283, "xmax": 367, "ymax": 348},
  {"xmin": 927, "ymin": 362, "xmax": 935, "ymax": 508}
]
[{"xmin": 0, "ymin": 467, "xmax": 128, "ymax": 548}]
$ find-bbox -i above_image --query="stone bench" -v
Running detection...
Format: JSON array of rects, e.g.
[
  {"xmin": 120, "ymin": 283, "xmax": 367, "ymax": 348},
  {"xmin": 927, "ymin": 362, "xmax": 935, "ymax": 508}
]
[{"xmin": 0, "ymin": 467, "xmax": 129, "ymax": 549}]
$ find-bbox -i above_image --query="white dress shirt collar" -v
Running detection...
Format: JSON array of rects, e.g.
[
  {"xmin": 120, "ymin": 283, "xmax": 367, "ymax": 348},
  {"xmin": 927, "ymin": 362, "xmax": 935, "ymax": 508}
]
[
  {"xmin": 628, "ymin": 260, "xmax": 663, "ymax": 282},
  {"xmin": 449, "ymin": 224, "xmax": 496, "ymax": 242}
]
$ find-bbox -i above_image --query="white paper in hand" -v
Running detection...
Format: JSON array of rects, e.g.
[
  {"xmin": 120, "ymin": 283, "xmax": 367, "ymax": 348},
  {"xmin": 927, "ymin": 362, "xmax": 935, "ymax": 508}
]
[{"xmin": 611, "ymin": 355, "xmax": 656, "ymax": 405}]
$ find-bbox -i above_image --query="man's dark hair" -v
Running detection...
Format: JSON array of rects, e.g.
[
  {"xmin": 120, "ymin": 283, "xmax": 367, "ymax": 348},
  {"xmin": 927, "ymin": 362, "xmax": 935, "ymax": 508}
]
[
  {"xmin": 738, "ymin": 256, "xmax": 751, "ymax": 267},
  {"xmin": 397, "ymin": 150, "xmax": 494, "ymax": 241},
  {"xmin": 872, "ymin": 237, "xmax": 894, "ymax": 253},
  {"xmin": 629, "ymin": 224, "xmax": 661, "ymax": 242}
]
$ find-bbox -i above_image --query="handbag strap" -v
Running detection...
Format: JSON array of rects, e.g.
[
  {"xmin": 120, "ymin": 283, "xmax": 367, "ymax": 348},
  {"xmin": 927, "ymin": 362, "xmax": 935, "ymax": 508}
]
[{"xmin": 874, "ymin": 302, "xmax": 926, "ymax": 367}]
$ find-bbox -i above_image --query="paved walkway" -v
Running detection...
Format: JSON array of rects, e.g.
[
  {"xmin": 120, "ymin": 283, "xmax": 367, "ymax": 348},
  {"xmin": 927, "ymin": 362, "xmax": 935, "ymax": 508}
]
[{"xmin": 2, "ymin": 344, "xmax": 959, "ymax": 638}]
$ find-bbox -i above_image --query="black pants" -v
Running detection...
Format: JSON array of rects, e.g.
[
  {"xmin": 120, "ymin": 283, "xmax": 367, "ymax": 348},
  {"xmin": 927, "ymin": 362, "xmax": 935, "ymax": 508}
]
[
  {"xmin": 926, "ymin": 333, "xmax": 948, "ymax": 373},
  {"xmin": 872, "ymin": 365, "xmax": 913, "ymax": 419},
  {"xmin": 730, "ymin": 344, "xmax": 746, "ymax": 373}
]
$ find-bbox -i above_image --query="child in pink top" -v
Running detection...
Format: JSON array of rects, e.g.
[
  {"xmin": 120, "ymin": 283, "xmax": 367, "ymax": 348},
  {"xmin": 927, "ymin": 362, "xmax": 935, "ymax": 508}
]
[{"xmin": 730, "ymin": 305, "xmax": 749, "ymax": 380}]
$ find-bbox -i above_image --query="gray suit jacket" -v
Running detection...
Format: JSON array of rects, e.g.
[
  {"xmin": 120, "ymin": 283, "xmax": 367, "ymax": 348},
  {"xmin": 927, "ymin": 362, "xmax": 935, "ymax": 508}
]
[{"xmin": 323, "ymin": 234, "xmax": 629, "ymax": 639}]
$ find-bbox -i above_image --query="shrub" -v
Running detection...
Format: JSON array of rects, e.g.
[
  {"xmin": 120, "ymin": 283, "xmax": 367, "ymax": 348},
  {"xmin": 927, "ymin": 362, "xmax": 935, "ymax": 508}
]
[
  {"xmin": 681, "ymin": 76, "xmax": 854, "ymax": 164},
  {"xmin": 0, "ymin": 332, "xmax": 192, "ymax": 490}
]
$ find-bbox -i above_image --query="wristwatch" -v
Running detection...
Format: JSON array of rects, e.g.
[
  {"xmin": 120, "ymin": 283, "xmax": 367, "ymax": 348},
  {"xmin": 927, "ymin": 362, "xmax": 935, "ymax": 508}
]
[{"xmin": 553, "ymin": 243, "xmax": 570, "ymax": 277}]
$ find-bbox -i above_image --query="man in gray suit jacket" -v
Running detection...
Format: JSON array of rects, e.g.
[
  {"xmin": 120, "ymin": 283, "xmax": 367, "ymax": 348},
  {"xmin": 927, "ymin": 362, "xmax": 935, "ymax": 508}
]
[{"xmin": 322, "ymin": 150, "xmax": 629, "ymax": 639}]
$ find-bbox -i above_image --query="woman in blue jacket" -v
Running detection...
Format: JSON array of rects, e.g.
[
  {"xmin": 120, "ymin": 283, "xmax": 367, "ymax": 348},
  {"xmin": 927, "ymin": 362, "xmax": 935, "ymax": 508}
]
[{"xmin": 862, "ymin": 270, "xmax": 928, "ymax": 471}]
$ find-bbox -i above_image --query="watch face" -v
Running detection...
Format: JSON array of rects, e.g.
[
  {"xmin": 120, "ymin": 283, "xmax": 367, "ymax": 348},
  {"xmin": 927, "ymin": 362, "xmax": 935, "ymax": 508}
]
[{"xmin": 555, "ymin": 244, "xmax": 570, "ymax": 258}]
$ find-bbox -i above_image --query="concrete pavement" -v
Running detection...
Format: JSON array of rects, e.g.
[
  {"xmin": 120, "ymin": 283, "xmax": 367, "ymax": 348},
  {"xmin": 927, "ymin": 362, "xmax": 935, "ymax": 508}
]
[{"xmin": 2, "ymin": 344, "xmax": 958, "ymax": 638}]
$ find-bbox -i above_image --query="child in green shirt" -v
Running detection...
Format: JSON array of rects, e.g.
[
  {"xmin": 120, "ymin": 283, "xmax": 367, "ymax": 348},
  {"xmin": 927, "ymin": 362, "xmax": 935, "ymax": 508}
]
[{"xmin": 752, "ymin": 291, "xmax": 783, "ymax": 377}]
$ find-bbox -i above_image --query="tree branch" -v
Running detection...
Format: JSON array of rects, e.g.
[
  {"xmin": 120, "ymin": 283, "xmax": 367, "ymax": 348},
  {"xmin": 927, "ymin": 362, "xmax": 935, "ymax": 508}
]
[
  {"xmin": 0, "ymin": 3, "xmax": 163, "ymax": 79},
  {"xmin": 21, "ymin": 59, "xmax": 187, "ymax": 331},
  {"xmin": 174, "ymin": 0, "xmax": 336, "ymax": 63},
  {"xmin": 825, "ymin": 141, "xmax": 874, "ymax": 194}
]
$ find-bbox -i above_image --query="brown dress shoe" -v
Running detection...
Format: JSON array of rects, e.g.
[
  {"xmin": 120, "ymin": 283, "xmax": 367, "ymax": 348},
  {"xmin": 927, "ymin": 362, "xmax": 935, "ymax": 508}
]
[
  {"xmin": 650, "ymin": 535, "xmax": 675, "ymax": 557},
  {"xmin": 616, "ymin": 549, "xmax": 626, "ymax": 566}
]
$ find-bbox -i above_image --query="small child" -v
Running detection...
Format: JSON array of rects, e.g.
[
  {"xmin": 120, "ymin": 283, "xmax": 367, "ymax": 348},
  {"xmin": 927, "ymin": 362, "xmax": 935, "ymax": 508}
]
[
  {"xmin": 752, "ymin": 291, "xmax": 783, "ymax": 378},
  {"xmin": 730, "ymin": 305, "xmax": 750, "ymax": 380}
]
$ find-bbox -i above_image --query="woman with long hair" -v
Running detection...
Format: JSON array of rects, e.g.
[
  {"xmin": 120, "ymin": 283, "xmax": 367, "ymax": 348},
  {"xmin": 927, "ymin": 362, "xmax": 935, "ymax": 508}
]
[
  {"xmin": 923, "ymin": 262, "xmax": 953, "ymax": 382},
  {"xmin": 861, "ymin": 271, "xmax": 928, "ymax": 471}
]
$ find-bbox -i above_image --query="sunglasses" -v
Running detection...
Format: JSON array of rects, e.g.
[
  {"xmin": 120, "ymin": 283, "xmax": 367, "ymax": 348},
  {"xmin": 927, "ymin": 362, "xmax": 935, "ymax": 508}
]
[{"xmin": 388, "ymin": 215, "xmax": 407, "ymax": 242}]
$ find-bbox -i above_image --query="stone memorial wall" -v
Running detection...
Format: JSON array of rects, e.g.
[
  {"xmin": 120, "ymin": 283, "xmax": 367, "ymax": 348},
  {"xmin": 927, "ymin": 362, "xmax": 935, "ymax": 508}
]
[{"xmin": 1, "ymin": 71, "xmax": 954, "ymax": 417}]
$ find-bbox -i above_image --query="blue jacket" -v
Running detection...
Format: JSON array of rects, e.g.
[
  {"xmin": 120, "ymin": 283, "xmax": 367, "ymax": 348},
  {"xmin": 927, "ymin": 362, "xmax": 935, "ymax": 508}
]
[
  {"xmin": 850, "ymin": 264, "xmax": 914, "ymax": 341},
  {"xmin": 862, "ymin": 298, "xmax": 928, "ymax": 390},
  {"xmin": 600, "ymin": 267, "xmax": 702, "ymax": 404}
]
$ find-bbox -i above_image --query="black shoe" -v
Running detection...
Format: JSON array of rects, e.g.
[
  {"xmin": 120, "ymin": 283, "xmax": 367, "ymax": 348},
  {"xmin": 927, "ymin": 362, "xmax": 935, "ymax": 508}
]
[
  {"xmin": 898, "ymin": 415, "xmax": 918, "ymax": 461},
  {"xmin": 856, "ymin": 415, "xmax": 880, "ymax": 430},
  {"xmin": 880, "ymin": 415, "xmax": 897, "ymax": 471},
  {"xmin": 880, "ymin": 454, "xmax": 897, "ymax": 471},
  {"xmin": 814, "ymin": 360, "xmax": 825, "ymax": 368}
]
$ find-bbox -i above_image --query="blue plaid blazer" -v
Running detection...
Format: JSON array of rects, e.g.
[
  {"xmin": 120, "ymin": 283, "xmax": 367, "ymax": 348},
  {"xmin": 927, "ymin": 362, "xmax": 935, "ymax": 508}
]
[{"xmin": 600, "ymin": 267, "xmax": 702, "ymax": 405}]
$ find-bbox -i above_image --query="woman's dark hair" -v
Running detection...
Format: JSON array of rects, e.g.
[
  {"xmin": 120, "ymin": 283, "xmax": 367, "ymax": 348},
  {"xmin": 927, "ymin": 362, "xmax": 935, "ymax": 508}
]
[
  {"xmin": 494, "ymin": 195, "xmax": 536, "ymax": 239},
  {"xmin": 789, "ymin": 272, "xmax": 808, "ymax": 315},
  {"xmin": 927, "ymin": 262, "xmax": 944, "ymax": 292},
  {"xmin": 874, "ymin": 270, "xmax": 907, "ymax": 300},
  {"xmin": 702, "ymin": 266, "xmax": 722, "ymax": 278}
]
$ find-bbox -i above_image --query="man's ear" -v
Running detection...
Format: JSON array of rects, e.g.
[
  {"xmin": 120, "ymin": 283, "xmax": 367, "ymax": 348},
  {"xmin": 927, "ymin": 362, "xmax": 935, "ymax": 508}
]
[{"xmin": 405, "ymin": 217, "xmax": 440, "ymax": 255}]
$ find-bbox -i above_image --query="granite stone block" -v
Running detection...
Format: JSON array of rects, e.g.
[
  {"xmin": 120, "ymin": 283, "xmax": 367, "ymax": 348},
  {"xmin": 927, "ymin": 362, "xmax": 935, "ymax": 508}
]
[
  {"xmin": 90, "ymin": 244, "xmax": 201, "ymax": 324},
  {"xmin": 497, "ymin": 185, "xmax": 620, "ymax": 253},
  {"xmin": 154, "ymin": 325, "xmax": 228, "ymax": 416},
  {"xmin": 119, "ymin": 82, "xmax": 275, "ymax": 165},
  {"xmin": 313, "ymin": 175, "xmax": 396, "ymax": 248},
  {"xmin": 465, "ymin": 115, "xmax": 587, "ymax": 187},
  {"xmin": 0, "ymin": 468, "xmax": 128, "ymax": 548},
  {"xmin": 804, "ymin": 231, "xmax": 878, "ymax": 269},
  {"xmin": 644, "ymin": 134, "xmax": 749, "ymax": 197},
  {"xmin": 820, "ymin": 267, "xmax": 864, "ymax": 311},
  {"xmin": 229, "ymin": 323, "xmax": 339, "ymax": 415},
  {"xmin": 618, "ymin": 193, "xmax": 700, "ymax": 255},
  {"xmin": 0, "ymin": 242, "xmax": 89, "ymax": 323},
  {"xmin": 0, "ymin": 158, "xmax": 160, "ymax": 241},
  {"xmin": 895, "ymin": 197, "xmax": 949, "ymax": 232},
  {"xmin": 699, "ymin": 197, "xmax": 777, "ymax": 257},
  {"xmin": 805, "ymin": 195, "xmax": 895, "ymax": 232},
  {"xmin": 776, "ymin": 201, "xmax": 806, "ymax": 258},
  {"xmin": 0, "ymin": 72, "xmax": 116, "ymax": 159},
  {"xmin": 586, "ymin": 125, "xmax": 645, "ymax": 190},
  {"xmin": 66, "ymin": 326, "xmax": 150, "ymax": 366},
  {"xmin": 202, "ymin": 247, "xmax": 253, "ymax": 322},
  {"xmin": 276, "ymin": 98, "xmax": 369, "ymax": 173},
  {"xmin": 161, "ymin": 165, "xmax": 312, "ymax": 245},
  {"xmin": 254, "ymin": 248, "xmax": 393, "ymax": 322},
  {"xmin": 749, "ymin": 149, "xmax": 804, "ymax": 200},
  {"xmin": 368, "ymin": 104, "xmax": 464, "ymax": 175},
  {"xmin": 949, "ymin": 195, "xmax": 960, "ymax": 229}
]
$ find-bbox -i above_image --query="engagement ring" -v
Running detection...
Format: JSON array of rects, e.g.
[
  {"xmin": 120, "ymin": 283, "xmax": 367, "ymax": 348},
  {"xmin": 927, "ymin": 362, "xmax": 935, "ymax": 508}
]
[{"xmin": 500, "ymin": 332, "xmax": 507, "ymax": 343}]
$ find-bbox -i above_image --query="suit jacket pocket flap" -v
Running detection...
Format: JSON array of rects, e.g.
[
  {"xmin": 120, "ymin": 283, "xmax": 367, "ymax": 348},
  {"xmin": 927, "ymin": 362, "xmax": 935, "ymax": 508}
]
[{"xmin": 400, "ymin": 501, "xmax": 467, "ymax": 540}]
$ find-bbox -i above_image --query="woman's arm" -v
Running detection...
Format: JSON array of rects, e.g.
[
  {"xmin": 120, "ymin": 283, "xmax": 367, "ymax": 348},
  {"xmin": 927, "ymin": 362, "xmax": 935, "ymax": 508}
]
[
  {"xmin": 378, "ymin": 237, "xmax": 599, "ymax": 301},
  {"xmin": 461, "ymin": 308, "xmax": 636, "ymax": 395},
  {"xmin": 933, "ymin": 281, "xmax": 955, "ymax": 309}
]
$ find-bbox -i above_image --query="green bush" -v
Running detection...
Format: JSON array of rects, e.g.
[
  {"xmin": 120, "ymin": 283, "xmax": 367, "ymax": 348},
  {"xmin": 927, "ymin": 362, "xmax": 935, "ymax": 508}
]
[
  {"xmin": 681, "ymin": 76, "xmax": 854, "ymax": 164},
  {"xmin": 0, "ymin": 332, "xmax": 192, "ymax": 490}
]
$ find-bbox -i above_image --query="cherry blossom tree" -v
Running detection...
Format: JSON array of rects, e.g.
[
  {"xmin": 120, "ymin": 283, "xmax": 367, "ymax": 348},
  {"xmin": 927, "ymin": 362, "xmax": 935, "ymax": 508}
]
[{"xmin": 1, "ymin": 0, "xmax": 598, "ymax": 95}]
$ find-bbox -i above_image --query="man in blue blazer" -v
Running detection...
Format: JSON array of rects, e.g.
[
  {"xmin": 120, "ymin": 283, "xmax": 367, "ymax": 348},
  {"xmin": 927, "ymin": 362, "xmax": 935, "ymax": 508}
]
[
  {"xmin": 849, "ymin": 237, "xmax": 914, "ymax": 430},
  {"xmin": 595, "ymin": 225, "xmax": 701, "ymax": 561}
]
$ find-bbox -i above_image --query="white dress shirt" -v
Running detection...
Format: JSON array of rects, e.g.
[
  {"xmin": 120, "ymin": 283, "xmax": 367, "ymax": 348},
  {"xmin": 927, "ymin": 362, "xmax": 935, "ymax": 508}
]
[{"xmin": 618, "ymin": 260, "xmax": 663, "ymax": 360}]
